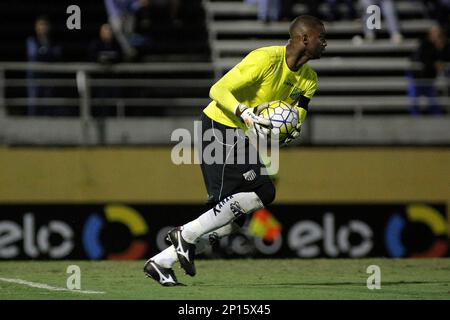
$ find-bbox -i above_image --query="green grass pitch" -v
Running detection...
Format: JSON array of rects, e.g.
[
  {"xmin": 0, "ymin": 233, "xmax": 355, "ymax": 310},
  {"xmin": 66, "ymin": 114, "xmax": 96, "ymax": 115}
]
[{"xmin": 1, "ymin": 259, "xmax": 449, "ymax": 300}]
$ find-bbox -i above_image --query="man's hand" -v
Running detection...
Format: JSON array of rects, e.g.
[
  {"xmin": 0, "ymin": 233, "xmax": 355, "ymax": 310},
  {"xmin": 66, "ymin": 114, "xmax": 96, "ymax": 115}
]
[
  {"xmin": 235, "ymin": 103, "xmax": 272, "ymax": 133},
  {"xmin": 282, "ymin": 122, "xmax": 302, "ymax": 146}
]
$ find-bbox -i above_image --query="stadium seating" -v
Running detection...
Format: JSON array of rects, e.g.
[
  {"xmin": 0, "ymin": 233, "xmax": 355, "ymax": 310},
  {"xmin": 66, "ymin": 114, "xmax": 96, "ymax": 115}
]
[
  {"xmin": 0, "ymin": 0, "xmax": 449, "ymax": 145},
  {"xmin": 0, "ymin": 0, "xmax": 209, "ymax": 62},
  {"xmin": 204, "ymin": 0, "xmax": 446, "ymax": 114}
]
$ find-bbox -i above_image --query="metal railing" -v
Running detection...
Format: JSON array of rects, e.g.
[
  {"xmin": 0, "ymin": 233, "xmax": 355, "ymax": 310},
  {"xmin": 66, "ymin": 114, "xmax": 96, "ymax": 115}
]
[
  {"xmin": 0, "ymin": 61, "xmax": 214, "ymax": 145},
  {"xmin": 0, "ymin": 61, "xmax": 214, "ymax": 114},
  {"xmin": 1, "ymin": 61, "xmax": 448, "ymax": 114},
  {"xmin": 0, "ymin": 61, "xmax": 449, "ymax": 146}
]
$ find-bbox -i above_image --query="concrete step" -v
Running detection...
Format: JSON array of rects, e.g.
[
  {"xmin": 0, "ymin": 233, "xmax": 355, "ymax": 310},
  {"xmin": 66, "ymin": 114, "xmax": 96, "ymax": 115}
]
[
  {"xmin": 214, "ymin": 39, "xmax": 418, "ymax": 55},
  {"xmin": 209, "ymin": 19, "xmax": 433, "ymax": 35},
  {"xmin": 205, "ymin": 1, "xmax": 424, "ymax": 17},
  {"xmin": 8, "ymin": 95, "xmax": 448, "ymax": 112},
  {"xmin": 3, "ymin": 115, "xmax": 449, "ymax": 145},
  {"xmin": 312, "ymin": 116, "xmax": 450, "ymax": 145},
  {"xmin": 216, "ymin": 57, "xmax": 417, "ymax": 72},
  {"xmin": 316, "ymin": 77, "xmax": 444, "ymax": 92},
  {"xmin": 311, "ymin": 96, "xmax": 450, "ymax": 111}
]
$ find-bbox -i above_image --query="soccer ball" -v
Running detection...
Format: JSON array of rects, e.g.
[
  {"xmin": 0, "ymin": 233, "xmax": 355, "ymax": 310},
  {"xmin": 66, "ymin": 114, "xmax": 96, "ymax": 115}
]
[{"xmin": 258, "ymin": 100, "xmax": 299, "ymax": 142}]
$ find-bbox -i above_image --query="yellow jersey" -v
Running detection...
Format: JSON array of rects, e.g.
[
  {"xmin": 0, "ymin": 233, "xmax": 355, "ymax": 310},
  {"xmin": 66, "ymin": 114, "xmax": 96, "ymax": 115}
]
[{"xmin": 203, "ymin": 45, "xmax": 318, "ymax": 130}]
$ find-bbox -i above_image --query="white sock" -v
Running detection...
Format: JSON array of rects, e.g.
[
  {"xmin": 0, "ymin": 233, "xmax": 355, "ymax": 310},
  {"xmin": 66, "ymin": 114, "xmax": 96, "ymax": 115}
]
[
  {"xmin": 181, "ymin": 192, "xmax": 263, "ymax": 243},
  {"xmin": 195, "ymin": 222, "xmax": 240, "ymax": 254},
  {"xmin": 152, "ymin": 223, "xmax": 241, "ymax": 267},
  {"xmin": 152, "ymin": 245, "xmax": 178, "ymax": 268},
  {"xmin": 213, "ymin": 222, "xmax": 240, "ymax": 238}
]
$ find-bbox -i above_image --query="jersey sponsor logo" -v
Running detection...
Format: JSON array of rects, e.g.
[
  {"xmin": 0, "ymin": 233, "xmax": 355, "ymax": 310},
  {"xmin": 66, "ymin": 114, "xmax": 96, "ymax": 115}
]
[
  {"xmin": 243, "ymin": 169, "xmax": 257, "ymax": 181},
  {"xmin": 290, "ymin": 87, "xmax": 304, "ymax": 101},
  {"xmin": 284, "ymin": 80, "xmax": 304, "ymax": 100},
  {"xmin": 284, "ymin": 80, "xmax": 296, "ymax": 87}
]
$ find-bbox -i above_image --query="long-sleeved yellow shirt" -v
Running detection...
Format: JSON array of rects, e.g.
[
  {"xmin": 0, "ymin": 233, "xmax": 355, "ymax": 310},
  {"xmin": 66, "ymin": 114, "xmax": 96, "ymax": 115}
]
[{"xmin": 203, "ymin": 46, "xmax": 318, "ymax": 130}]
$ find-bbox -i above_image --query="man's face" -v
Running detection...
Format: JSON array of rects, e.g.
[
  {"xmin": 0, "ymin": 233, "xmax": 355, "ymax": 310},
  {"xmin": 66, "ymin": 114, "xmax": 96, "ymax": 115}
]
[
  {"xmin": 306, "ymin": 25, "xmax": 327, "ymax": 59},
  {"xmin": 35, "ymin": 19, "xmax": 49, "ymax": 37},
  {"xmin": 290, "ymin": 24, "xmax": 327, "ymax": 60},
  {"xmin": 100, "ymin": 24, "xmax": 113, "ymax": 42},
  {"xmin": 429, "ymin": 26, "xmax": 445, "ymax": 49}
]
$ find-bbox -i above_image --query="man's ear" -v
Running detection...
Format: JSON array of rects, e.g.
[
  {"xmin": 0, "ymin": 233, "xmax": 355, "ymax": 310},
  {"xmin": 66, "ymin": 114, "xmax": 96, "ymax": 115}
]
[{"xmin": 302, "ymin": 34, "xmax": 309, "ymax": 45}]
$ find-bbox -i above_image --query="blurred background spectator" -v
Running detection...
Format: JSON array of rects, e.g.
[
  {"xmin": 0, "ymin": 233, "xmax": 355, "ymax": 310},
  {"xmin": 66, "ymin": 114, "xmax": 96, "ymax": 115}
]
[
  {"xmin": 245, "ymin": 0, "xmax": 281, "ymax": 23},
  {"xmin": 160, "ymin": 0, "xmax": 182, "ymax": 26},
  {"xmin": 422, "ymin": 0, "xmax": 450, "ymax": 35},
  {"xmin": 281, "ymin": 0, "xmax": 357, "ymax": 22},
  {"xmin": 89, "ymin": 23, "xmax": 123, "ymax": 118},
  {"xmin": 26, "ymin": 15, "xmax": 62, "ymax": 116},
  {"xmin": 1, "ymin": 0, "xmax": 448, "ymax": 122},
  {"xmin": 326, "ymin": 0, "xmax": 358, "ymax": 21},
  {"xmin": 131, "ymin": 0, "xmax": 181, "ymax": 56},
  {"xmin": 131, "ymin": 0, "xmax": 154, "ymax": 56},
  {"xmin": 104, "ymin": 0, "xmax": 141, "ymax": 60},
  {"xmin": 89, "ymin": 23, "xmax": 123, "ymax": 64},
  {"xmin": 282, "ymin": 0, "xmax": 322, "ymax": 21},
  {"xmin": 407, "ymin": 24, "xmax": 450, "ymax": 115}
]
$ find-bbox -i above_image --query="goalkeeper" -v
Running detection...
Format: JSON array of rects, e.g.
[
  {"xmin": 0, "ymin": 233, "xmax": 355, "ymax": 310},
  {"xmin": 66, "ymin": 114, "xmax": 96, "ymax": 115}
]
[{"xmin": 144, "ymin": 15, "xmax": 326, "ymax": 286}]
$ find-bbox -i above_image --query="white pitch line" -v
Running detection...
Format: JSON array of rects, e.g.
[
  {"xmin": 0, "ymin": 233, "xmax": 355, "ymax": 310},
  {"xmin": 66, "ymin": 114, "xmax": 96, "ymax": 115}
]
[{"xmin": 0, "ymin": 277, "xmax": 105, "ymax": 294}]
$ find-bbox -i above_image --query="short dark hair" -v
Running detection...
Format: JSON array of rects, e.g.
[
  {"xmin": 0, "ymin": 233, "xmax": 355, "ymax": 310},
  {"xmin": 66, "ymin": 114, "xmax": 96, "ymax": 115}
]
[
  {"xmin": 289, "ymin": 15, "xmax": 324, "ymax": 37},
  {"xmin": 35, "ymin": 15, "xmax": 50, "ymax": 23}
]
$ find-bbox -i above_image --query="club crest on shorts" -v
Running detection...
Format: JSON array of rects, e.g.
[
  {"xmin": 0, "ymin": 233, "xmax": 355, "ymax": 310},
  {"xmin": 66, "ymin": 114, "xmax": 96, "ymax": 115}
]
[
  {"xmin": 243, "ymin": 169, "xmax": 257, "ymax": 181},
  {"xmin": 230, "ymin": 201, "xmax": 245, "ymax": 217}
]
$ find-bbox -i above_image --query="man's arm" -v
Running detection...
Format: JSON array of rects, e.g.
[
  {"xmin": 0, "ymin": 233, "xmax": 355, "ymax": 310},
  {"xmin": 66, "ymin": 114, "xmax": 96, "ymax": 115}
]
[
  {"xmin": 296, "ymin": 95, "xmax": 310, "ymax": 124},
  {"xmin": 209, "ymin": 76, "xmax": 243, "ymax": 116},
  {"xmin": 283, "ymin": 87, "xmax": 315, "ymax": 146},
  {"xmin": 26, "ymin": 37, "xmax": 38, "ymax": 61},
  {"xmin": 209, "ymin": 49, "xmax": 272, "ymax": 116}
]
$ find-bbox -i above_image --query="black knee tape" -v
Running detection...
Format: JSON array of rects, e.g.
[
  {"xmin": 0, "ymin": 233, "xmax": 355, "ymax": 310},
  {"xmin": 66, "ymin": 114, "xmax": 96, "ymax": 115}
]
[{"xmin": 254, "ymin": 182, "xmax": 276, "ymax": 206}]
